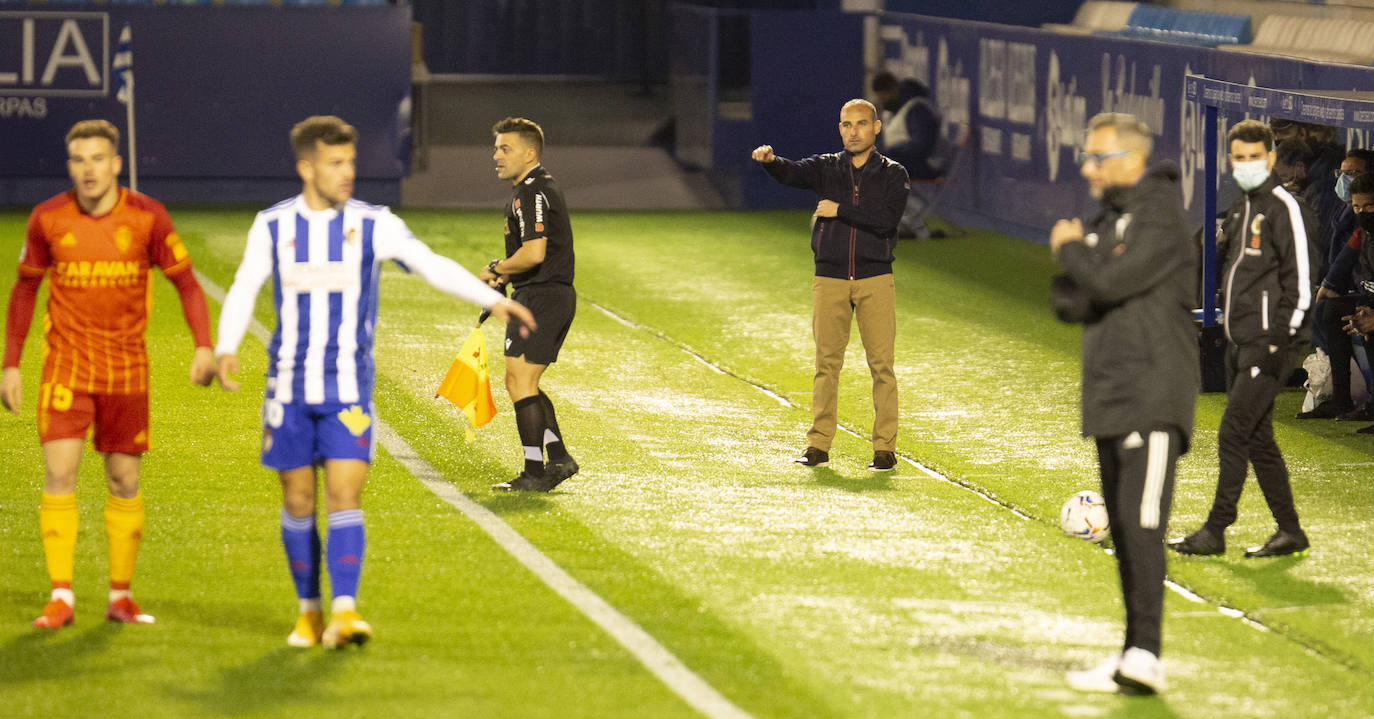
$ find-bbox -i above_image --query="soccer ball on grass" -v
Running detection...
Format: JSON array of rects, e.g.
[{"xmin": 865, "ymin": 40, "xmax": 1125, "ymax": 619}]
[{"xmin": 1059, "ymin": 490, "xmax": 1109, "ymax": 543}]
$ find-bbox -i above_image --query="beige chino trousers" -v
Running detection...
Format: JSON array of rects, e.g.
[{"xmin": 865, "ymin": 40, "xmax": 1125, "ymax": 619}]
[{"xmin": 807, "ymin": 273, "xmax": 898, "ymax": 452}]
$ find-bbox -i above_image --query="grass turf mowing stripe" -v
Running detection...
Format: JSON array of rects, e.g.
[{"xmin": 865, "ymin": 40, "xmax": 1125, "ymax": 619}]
[
  {"xmin": 589, "ymin": 296, "xmax": 1036, "ymax": 520},
  {"xmin": 195, "ymin": 271, "xmax": 752, "ymax": 719},
  {"xmin": 585, "ymin": 273, "xmax": 1372, "ymax": 679}
]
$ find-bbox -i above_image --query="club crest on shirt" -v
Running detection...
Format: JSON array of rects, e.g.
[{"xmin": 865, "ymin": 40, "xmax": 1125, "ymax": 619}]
[
  {"xmin": 114, "ymin": 226, "xmax": 133, "ymax": 254},
  {"xmin": 336, "ymin": 405, "xmax": 372, "ymax": 436}
]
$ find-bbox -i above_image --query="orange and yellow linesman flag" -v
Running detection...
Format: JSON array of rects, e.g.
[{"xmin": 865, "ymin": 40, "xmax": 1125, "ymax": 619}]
[{"xmin": 437, "ymin": 327, "xmax": 497, "ymax": 427}]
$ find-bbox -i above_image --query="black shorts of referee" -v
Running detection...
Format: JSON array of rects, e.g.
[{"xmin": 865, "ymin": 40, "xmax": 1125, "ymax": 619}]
[{"xmin": 505, "ymin": 283, "xmax": 576, "ymax": 365}]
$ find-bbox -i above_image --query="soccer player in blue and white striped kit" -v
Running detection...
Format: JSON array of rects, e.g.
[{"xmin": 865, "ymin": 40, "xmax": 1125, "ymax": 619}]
[{"xmin": 213, "ymin": 116, "xmax": 534, "ymax": 649}]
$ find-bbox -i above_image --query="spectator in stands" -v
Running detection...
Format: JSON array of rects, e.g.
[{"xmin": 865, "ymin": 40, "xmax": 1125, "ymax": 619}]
[
  {"xmin": 1321, "ymin": 149, "xmax": 1374, "ymax": 271},
  {"xmin": 1276, "ymin": 136, "xmax": 1342, "ymax": 267},
  {"xmin": 871, "ymin": 71, "xmax": 943, "ymax": 238},
  {"xmin": 1304, "ymin": 149, "xmax": 1374, "ymax": 383},
  {"xmin": 1301, "ymin": 173, "xmax": 1374, "ymax": 421}
]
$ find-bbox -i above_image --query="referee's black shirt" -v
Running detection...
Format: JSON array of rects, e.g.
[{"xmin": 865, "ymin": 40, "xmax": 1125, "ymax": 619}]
[{"xmin": 504, "ymin": 165, "xmax": 575, "ymax": 288}]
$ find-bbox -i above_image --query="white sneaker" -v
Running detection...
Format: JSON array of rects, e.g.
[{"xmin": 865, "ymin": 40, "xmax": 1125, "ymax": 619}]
[
  {"xmin": 1066, "ymin": 653, "xmax": 1121, "ymax": 693},
  {"xmin": 1113, "ymin": 647, "xmax": 1166, "ymax": 694}
]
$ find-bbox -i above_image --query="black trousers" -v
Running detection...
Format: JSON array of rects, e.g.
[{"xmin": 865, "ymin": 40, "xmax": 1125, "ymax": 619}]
[
  {"xmin": 1204, "ymin": 343, "xmax": 1303, "ymax": 535},
  {"xmin": 1096, "ymin": 426, "xmax": 1181, "ymax": 657},
  {"xmin": 1316, "ymin": 296, "xmax": 1361, "ymax": 406}
]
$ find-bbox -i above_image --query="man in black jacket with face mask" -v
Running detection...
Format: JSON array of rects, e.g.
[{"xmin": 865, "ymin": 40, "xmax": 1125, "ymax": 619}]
[
  {"xmin": 1052, "ymin": 112, "xmax": 1198, "ymax": 696},
  {"xmin": 1170, "ymin": 119, "xmax": 1318, "ymax": 560}
]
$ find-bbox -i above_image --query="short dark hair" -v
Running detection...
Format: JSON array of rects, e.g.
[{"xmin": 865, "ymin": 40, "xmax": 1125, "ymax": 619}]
[
  {"xmin": 493, "ymin": 117, "xmax": 545, "ymax": 157},
  {"xmin": 1347, "ymin": 148, "xmax": 1374, "ymax": 168},
  {"xmin": 290, "ymin": 115, "xmax": 357, "ymax": 159},
  {"xmin": 871, "ymin": 71, "xmax": 898, "ymax": 94},
  {"xmin": 1228, "ymin": 119, "xmax": 1274, "ymax": 151},
  {"xmin": 1275, "ymin": 137, "xmax": 1314, "ymax": 166},
  {"xmin": 66, "ymin": 119, "xmax": 119, "ymax": 149},
  {"xmin": 1350, "ymin": 173, "xmax": 1374, "ymax": 197}
]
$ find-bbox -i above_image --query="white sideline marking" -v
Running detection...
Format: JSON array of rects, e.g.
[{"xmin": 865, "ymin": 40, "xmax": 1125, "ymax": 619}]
[
  {"xmin": 198, "ymin": 272, "xmax": 751, "ymax": 719},
  {"xmin": 586, "ymin": 298, "xmax": 1298, "ymax": 640},
  {"xmin": 590, "ymin": 302, "xmax": 788, "ymax": 406}
]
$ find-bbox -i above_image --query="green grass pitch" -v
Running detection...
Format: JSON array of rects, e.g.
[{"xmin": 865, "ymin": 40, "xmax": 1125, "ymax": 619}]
[{"xmin": 0, "ymin": 206, "xmax": 1370, "ymax": 717}]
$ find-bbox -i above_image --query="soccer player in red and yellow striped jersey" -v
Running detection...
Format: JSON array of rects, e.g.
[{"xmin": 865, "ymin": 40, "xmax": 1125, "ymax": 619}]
[{"xmin": 2, "ymin": 119, "xmax": 218, "ymax": 629}]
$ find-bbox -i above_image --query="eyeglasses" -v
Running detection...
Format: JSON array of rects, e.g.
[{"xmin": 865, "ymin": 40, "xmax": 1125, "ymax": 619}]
[
  {"xmin": 1076, "ymin": 150, "xmax": 1131, "ymax": 166},
  {"xmin": 1335, "ymin": 168, "xmax": 1367, "ymax": 179}
]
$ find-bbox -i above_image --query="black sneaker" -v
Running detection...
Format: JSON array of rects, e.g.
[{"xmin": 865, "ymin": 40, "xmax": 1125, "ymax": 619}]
[
  {"xmin": 1357, "ymin": 423, "xmax": 1374, "ymax": 435},
  {"xmin": 794, "ymin": 447, "xmax": 829, "ymax": 467},
  {"xmin": 1337, "ymin": 403, "xmax": 1374, "ymax": 421},
  {"xmin": 1168, "ymin": 527, "xmax": 1225, "ymax": 556},
  {"xmin": 1244, "ymin": 530, "xmax": 1310, "ymax": 558},
  {"xmin": 492, "ymin": 471, "xmax": 552, "ymax": 492},
  {"xmin": 544, "ymin": 455, "xmax": 580, "ymax": 491},
  {"xmin": 1296, "ymin": 400, "xmax": 1353, "ymax": 419},
  {"xmin": 867, "ymin": 451, "xmax": 897, "ymax": 471}
]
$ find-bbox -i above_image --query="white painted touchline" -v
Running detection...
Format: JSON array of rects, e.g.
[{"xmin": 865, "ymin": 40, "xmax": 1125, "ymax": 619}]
[
  {"xmin": 198, "ymin": 271, "xmax": 752, "ymax": 719},
  {"xmin": 586, "ymin": 297, "xmax": 1316, "ymax": 648}
]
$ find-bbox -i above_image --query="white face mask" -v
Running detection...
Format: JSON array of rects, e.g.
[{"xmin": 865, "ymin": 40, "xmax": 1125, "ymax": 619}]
[{"xmin": 1233, "ymin": 159, "xmax": 1270, "ymax": 191}]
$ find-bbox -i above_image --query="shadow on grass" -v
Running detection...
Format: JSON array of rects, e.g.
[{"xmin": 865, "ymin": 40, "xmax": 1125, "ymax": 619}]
[
  {"xmin": 1106, "ymin": 697, "xmax": 1183, "ymax": 719},
  {"xmin": 808, "ymin": 466, "xmax": 896, "ymax": 493},
  {"xmin": 163, "ymin": 647, "xmax": 348, "ymax": 716},
  {"xmin": 1223, "ymin": 555, "xmax": 1348, "ymax": 608},
  {"xmin": 480, "ymin": 492, "xmax": 556, "ymax": 515},
  {"xmin": 0, "ymin": 617, "xmax": 120, "ymax": 684}
]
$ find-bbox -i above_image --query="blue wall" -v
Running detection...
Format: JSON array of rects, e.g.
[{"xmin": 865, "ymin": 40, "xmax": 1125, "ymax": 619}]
[
  {"xmin": 410, "ymin": 0, "xmax": 842, "ymax": 80},
  {"xmin": 0, "ymin": 5, "xmax": 411, "ymax": 205}
]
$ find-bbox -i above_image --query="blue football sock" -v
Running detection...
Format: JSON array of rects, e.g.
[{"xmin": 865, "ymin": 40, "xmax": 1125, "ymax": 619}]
[
  {"xmin": 280, "ymin": 509, "xmax": 320, "ymax": 601},
  {"xmin": 326, "ymin": 509, "xmax": 365, "ymax": 602}
]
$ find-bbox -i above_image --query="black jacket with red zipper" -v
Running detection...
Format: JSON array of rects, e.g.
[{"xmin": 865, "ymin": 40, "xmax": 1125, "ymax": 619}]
[{"xmin": 762, "ymin": 150, "xmax": 910, "ymax": 279}]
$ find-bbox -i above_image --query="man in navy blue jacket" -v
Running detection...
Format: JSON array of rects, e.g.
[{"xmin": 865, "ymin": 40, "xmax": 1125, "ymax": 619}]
[{"xmin": 752, "ymin": 99, "xmax": 910, "ymax": 471}]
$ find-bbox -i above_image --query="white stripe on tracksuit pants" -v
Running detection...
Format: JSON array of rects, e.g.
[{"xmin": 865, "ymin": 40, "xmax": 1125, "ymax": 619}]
[{"xmin": 1095, "ymin": 426, "xmax": 1181, "ymax": 657}]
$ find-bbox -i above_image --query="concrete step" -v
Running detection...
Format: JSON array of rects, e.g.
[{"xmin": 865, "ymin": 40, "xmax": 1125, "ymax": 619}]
[
  {"xmin": 401, "ymin": 145, "xmax": 727, "ymax": 210},
  {"xmin": 417, "ymin": 79, "xmax": 669, "ymax": 146}
]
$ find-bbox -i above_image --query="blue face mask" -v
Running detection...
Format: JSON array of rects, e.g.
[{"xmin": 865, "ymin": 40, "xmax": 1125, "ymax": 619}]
[
  {"xmin": 1337, "ymin": 172, "xmax": 1354, "ymax": 203},
  {"xmin": 1233, "ymin": 160, "xmax": 1270, "ymax": 192}
]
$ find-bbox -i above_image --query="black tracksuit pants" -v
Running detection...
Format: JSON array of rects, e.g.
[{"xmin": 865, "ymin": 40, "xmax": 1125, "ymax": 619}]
[
  {"xmin": 1095, "ymin": 426, "xmax": 1181, "ymax": 657},
  {"xmin": 1316, "ymin": 296, "xmax": 1361, "ymax": 407},
  {"xmin": 1204, "ymin": 343, "xmax": 1304, "ymax": 535}
]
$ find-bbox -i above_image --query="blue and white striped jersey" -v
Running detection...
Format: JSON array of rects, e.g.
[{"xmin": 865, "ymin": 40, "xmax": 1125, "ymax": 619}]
[{"xmin": 216, "ymin": 195, "xmax": 501, "ymax": 405}]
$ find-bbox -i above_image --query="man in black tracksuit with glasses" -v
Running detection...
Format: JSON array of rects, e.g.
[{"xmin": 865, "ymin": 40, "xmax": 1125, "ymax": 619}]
[
  {"xmin": 1052, "ymin": 112, "xmax": 1197, "ymax": 696},
  {"xmin": 1170, "ymin": 119, "xmax": 1318, "ymax": 560}
]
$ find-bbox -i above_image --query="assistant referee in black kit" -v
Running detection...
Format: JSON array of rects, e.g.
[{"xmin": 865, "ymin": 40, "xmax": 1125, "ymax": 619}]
[{"xmin": 482, "ymin": 117, "xmax": 579, "ymax": 493}]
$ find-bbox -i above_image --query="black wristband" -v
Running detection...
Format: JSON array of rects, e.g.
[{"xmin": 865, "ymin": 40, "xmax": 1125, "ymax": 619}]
[{"xmin": 486, "ymin": 259, "xmax": 502, "ymax": 275}]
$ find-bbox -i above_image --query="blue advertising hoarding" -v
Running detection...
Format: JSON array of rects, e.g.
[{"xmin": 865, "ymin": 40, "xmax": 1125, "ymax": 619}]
[
  {"xmin": 876, "ymin": 12, "xmax": 1374, "ymax": 240},
  {"xmin": 0, "ymin": 5, "xmax": 412, "ymax": 205}
]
